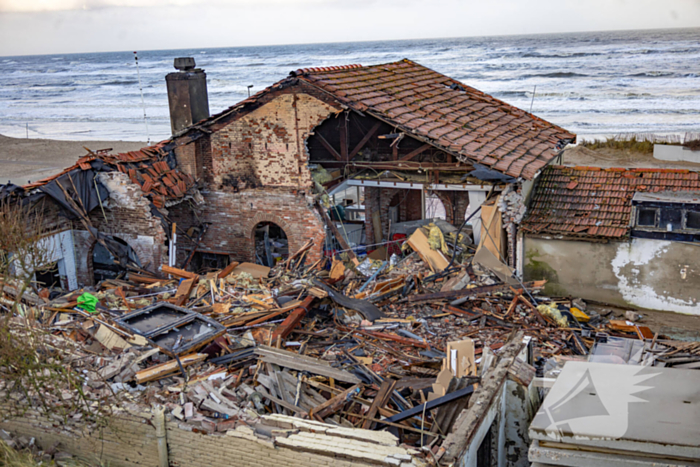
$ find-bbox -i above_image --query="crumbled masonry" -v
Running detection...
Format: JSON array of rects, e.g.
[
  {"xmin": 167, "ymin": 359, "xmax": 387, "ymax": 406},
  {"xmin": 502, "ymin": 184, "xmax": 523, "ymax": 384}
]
[{"xmin": 2, "ymin": 225, "xmax": 698, "ymax": 466}]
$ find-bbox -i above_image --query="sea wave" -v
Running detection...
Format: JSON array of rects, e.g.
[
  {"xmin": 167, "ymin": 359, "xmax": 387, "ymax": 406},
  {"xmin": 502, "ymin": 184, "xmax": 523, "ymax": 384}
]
[{"xmin": 1, "ymin": 28, "xmax": 698, "ymax": 141}]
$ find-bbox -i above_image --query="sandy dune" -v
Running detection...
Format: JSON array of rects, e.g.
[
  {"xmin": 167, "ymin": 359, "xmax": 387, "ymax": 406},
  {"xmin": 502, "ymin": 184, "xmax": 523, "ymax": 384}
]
[{"xmin": 0, "ymin": 134, "xmax": 147, "ymax": 186}]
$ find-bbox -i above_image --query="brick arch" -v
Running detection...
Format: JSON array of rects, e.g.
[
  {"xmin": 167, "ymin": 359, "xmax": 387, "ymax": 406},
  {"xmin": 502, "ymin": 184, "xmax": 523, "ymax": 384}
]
[
  {"xmin": 432, "ymin": 191, "xmax": 454, "ymax": 224},
  {"xmin": 243, "ymin": 213, "xmax": 297, "ymax": 263}
]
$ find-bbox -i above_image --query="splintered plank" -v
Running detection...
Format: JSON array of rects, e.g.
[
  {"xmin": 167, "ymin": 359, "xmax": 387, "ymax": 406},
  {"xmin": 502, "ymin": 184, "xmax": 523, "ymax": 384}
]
[
  {"xmin": 217, "ymin": 261, "xmax": 240, "ymax": 279},
  {"xmin": 362, "ymin": 378, "xmax": 396, "ymax": 429},
  {"xmin": 174, "ymin": 277, "xmax": 198, "ymax": 307},
  {"xmin": 162, "ymin": 265, "xmax": 198, "ymax": 280},
  {"xmin": 311, "ymin": 384, "xmax": 362, "ymax": 421},
  {"xmin": 135, "ymin": 353, "xmax": 207, "ymax": 384},
  {"xmin": 255, "ymin": 346, "xmax": 361, "ymax": 384},
  {"xmin": 271, "ymin": 307, "xmax": 306, "ymax": 342}
]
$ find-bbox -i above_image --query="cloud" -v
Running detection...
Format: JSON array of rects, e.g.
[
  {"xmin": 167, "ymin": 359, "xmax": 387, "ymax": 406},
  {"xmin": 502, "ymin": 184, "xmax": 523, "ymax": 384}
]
[
  {"xmin": 0, "ymin": 0, "xmax": 336, "ymax": 12},
  {"xmin": 0, "ymin": 0, "xmax": 698, "ymax": 56}
]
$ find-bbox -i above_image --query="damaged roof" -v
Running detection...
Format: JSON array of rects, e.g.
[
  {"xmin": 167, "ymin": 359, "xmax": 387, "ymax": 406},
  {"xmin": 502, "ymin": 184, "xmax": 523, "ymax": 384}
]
[
  {"xmin": 20, "ymin": 141, "xmax": 196, "ymax": 209},
  {"xmin": 521, "ymin": 165, "xmax": 700, "ymax": 239},
  {"xmin": 182, "ymin": 59, "xmax": 575, "ymax": 181},
  {"xmin": 293, "ymin": 59, "xmax": 575, "ymax": 180}
]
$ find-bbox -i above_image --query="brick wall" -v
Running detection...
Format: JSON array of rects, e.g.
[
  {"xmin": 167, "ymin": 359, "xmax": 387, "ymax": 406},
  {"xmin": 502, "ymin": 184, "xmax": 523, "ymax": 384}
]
[
  {"xmin": 364, "ymin": 188, "xmax": 471, "ymax": 243},
  {"xmin": 72, "ymin": 173, "xmax": 167, "ymax": 285},
  {"xmin": 165, "ymin": 91, "xmax": 334, "ymax": 269},
  {"xmin": 210, "ymin": 93, "xmax": 335, "ymax": 189},
  {"xmin": 0, "ymin": 411, "xmax": 386, "ymax": 467},
  {"xmin": 169, "ymin": 188, "xmax": 325, "ymax": 265},
  {"xmin": 174, "ymin": 142, "xmax": 198, "ymax": 180},
  {"xmin": 434, "ymin": 191, "xmax": 470, "ymax": 225}
]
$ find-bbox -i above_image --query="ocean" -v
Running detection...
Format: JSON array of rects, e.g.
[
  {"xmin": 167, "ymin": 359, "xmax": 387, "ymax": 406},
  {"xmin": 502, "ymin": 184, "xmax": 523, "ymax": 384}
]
[{"xmin": 0, "ymin": 28, "xmax": 698, "ymax": 143}]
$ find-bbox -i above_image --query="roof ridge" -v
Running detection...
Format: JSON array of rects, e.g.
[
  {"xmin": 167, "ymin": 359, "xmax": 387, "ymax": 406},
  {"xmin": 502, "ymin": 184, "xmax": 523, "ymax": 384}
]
[
  {"xmin": 290, "ymin": 64, "xmax": 363, "ymax": 76},
  {"xmin": 554, "ymin": 165, "xmax": 696, "ymax": 174}
]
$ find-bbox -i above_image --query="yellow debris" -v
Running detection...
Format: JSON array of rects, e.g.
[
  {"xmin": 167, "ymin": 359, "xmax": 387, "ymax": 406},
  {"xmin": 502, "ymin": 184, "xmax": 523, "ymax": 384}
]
[
  {"xmin": 570, "ymin": 306, "xmax": 590, "ymax": 323},
  {"xmin": 537, "ymin": 303, "xmax": 569, "ymax": 327}
]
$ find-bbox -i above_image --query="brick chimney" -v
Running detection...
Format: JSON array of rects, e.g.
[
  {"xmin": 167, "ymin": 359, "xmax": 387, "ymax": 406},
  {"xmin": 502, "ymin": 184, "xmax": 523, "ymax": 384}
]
[{"xmin": 165, "ymin": 57, "xmax": 210, "ymax": 134}]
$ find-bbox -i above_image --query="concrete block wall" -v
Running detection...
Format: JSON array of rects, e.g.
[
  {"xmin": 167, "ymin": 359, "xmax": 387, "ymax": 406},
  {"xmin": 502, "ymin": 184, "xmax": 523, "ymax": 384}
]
[{"xmin": 0, "ymin": 411, "xmax": 381, "ymax": 467}]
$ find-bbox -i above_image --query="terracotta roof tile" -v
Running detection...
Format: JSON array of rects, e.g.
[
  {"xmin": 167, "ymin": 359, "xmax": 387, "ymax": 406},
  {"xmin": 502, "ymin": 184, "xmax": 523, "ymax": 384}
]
[
  {"xmin": 19, "ymin": 140, "xmax": 197, "ymax": 207},
  {"xmin": 295, "ymin": 59, "xmax": 575, "ymax": 180},
  {"xmin": 521, "ymin": 166, "xmax": 700, "ymax": 239}
]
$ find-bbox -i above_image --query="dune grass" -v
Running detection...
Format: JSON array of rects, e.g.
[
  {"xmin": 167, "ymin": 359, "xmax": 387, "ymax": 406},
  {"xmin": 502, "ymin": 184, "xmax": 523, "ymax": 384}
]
[
  {"xmin": 0, "ymin": 440, "xmax": 107, "ymax": 467},
  {"xmin": 580, "ymin": 136, "xmax": 658, "ymax": 154},
  {"xmin": 0, "ymin": 440, "xmax": 41, "ymax": 467}
]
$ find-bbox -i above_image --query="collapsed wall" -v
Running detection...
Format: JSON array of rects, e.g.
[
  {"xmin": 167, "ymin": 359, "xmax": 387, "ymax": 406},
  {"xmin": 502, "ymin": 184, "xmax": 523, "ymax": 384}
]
[
  {"xmin": 170, "ymin": 91, "xmax": 336, "ymax": 266},
  {"xmin": 73, "ymin": 172, "xmax": 167, "ymax": 286},
  {"xmin": 0, "ymin": 409, "xmax": 423, "ymax": 467}
]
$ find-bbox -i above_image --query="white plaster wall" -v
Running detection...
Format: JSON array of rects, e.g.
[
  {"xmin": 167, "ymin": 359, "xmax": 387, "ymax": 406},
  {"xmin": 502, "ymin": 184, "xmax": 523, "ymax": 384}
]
[
  {"xmin": 653, "ymin": 144, "xmax": 700, "ymax": 163},
  {"xmin": 524, "ymin": 237, "xmax": 700, "ymax": 315}
]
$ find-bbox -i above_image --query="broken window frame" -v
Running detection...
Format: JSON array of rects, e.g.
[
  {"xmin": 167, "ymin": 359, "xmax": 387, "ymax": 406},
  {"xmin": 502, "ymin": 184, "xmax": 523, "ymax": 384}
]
[
  {"xmin": 116, "ymin": 302, "xmax": 225, "ymax": 356},
  {"xmin": 634, "ymin": 205, "xmax": 700, "ymax": 232},
  {"xmin": 631, "ymin": 192, "xmax": 700, "ymax": 241}
]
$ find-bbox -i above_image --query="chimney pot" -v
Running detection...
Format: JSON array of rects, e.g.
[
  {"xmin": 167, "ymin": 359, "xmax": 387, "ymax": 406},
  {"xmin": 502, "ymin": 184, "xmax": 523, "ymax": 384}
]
[{"xmin": 174, "ymin": 57, "xmax": 196, "ymax": 71}]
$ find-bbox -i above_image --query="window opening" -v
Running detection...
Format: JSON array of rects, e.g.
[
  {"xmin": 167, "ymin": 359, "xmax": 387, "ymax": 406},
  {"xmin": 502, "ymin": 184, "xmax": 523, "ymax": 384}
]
[{"xmin": 254, "ymin": 222, "xmax": 288, "ymax": 267}]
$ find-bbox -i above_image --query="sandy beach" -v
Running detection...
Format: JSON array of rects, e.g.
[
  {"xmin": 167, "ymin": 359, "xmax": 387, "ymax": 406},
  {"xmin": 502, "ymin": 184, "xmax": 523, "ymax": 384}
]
[{"xmin": 0, "ymin": 134, "xmax": 146, "ymax": 186}]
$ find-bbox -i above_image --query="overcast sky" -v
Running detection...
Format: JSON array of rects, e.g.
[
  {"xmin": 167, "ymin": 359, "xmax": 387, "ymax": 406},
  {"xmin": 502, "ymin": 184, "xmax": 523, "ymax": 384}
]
[{"xmin": 1, "ymin": 0, "xmax": 699, "ymax": 56}]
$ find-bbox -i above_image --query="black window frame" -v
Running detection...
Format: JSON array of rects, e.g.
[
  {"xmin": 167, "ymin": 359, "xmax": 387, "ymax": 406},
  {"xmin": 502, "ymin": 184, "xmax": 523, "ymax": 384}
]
[{"xmin": 636, "ymin": 207, "xmax": 658, "ymax": 227}]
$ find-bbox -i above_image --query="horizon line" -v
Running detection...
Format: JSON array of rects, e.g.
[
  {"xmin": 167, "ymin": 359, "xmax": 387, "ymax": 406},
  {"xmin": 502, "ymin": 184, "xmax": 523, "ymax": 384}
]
[{"xmin": 1, "ymin": 25, "xmax": 698, "ymax": 59}]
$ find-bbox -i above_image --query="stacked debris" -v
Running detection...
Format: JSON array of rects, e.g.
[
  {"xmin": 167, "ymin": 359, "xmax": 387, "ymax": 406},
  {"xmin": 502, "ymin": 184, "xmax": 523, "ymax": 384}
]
[{"xmin": 1, "ymin": 230, "xmax": 696, "ymax": 457}]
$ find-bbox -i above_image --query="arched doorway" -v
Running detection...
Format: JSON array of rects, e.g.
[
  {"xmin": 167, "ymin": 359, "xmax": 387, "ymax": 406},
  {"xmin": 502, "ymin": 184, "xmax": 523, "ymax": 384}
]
[
  {"xmin": 92, "ymin": 237, "xmax": 140, "ymax": 283},
  {"xmin": 254, "ymin": 222, "xmax": 288, "ymax": 267},
  {"xmin": 425, "ymin": 191, "xmax": 447, "ymax": 221}
]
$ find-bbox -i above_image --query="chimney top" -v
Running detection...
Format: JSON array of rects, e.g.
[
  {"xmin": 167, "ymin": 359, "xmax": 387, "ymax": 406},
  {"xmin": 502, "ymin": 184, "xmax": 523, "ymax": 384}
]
[{"xmin": 173, "ymin": 57, "xmax": 196, "ymax": 71}]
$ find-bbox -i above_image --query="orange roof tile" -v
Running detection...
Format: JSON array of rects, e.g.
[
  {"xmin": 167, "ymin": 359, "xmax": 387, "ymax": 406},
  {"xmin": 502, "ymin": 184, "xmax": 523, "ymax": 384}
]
[
  {"xmin": 17, "ymin": 140, "xmax": 196, "ymax": 206},
  {"xmin": 521, "ymin": 166, "xmax": 700, "ymax": 239},
  {"xmin": 294, "ymin": 59, "xmax": 575, "ymax": 180}
]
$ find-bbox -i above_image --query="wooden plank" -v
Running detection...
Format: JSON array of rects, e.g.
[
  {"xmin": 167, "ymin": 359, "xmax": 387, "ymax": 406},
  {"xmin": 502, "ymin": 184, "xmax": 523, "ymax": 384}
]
[
  {"xmin": 409, "ymin": 281, "xmax": 546, "ymax": 302},
  {"xmin": 255, "ymin": 346, "xmax": 360, "ymax": 384},
  {"xmin": 359, "ymin": 330, "xmax": 428, "ymax": 349},
  {"xmin": 271, "ymin": 307, "xmax": 306, "ymax": 341},
  {"xmin": 270, "ymin": 296, "xmax": 313, "ymax": 340},
  {"xmin": 257, "ymin": 387, "xmax": 309, "ymax": 416},
  {"xmin": 162, "ymin": 265, "xmax": 197, "ymax": 280},
  {"xmin": 174, "ymin": 277, "xmax": 197, "ymax": 307},
  {"xmin": 349, "ymin": 121, "xmax": 382, "ymax": 159},
  {"xmin": 311, "ymin": 384, "xmax": 362, "ymax": 421},
  {"xmin": 217, "ymin": 261, "xmax": 240, "ymax": 279},
  {"xmin": 399, "ymin": 143, "xmax": 432, "ymax": 161},
  {"xmin": 406, "ymin": 228, "xmax": 449, "ymax": 272},
  {"xmin": 316, "ymin": 132, "xmax": 342, "ymax": 161},
  {"xmin": 244, "ymin": 299, "xmax": 304, "ymax": 326},
  {"xmin": 135, "ymin": 353, "xmax": 207, "ymax": 384},
  {"xmin": 128, "ymin": 273, "xmax": 163, "ymax": 284},
  {"xmin": 362, "ymin": 379, "xmax": 396, "ymax": 429},
  {"xmin": 316, "ymin": 202, "xmax": 359, "ymax": 265},
  {"xmin": 340, "ymin": 117, "xmax": 348, "ymax": 160}
]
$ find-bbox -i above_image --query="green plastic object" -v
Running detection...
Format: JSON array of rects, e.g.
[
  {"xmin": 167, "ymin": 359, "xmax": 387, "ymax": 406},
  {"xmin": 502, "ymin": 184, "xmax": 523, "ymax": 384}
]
[{"xmin": 77, "ymin": 292, "xmax": 99, "ymax": 313}]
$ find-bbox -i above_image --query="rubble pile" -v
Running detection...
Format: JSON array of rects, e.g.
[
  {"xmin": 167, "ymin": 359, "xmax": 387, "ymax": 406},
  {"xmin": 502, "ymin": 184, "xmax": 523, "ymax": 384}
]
[{"xmin": 1, "ymin": 227, "xmax": 696, "ymax": 457}]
